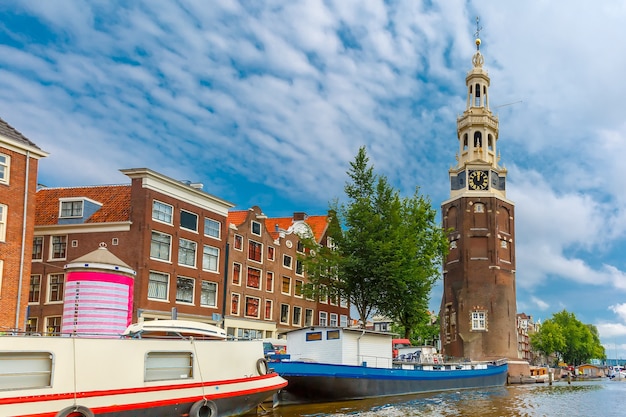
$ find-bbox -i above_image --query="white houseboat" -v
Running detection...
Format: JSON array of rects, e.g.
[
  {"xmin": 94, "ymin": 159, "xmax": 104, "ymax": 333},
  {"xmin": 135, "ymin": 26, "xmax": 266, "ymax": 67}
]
[{"xmin": 0, "ymin": 320, "xmax": 286, "ymax": 417}]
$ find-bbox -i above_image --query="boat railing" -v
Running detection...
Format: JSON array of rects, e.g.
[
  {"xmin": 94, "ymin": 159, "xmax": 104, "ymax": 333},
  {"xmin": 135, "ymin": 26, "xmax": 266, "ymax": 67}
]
[{"xmin": 359, "ymin": 354, "xmax": 393, "ymax": 368}]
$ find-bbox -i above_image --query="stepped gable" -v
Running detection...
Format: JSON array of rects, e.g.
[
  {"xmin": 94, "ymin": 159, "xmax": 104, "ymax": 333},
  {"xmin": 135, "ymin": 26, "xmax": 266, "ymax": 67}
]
[
  {"xmin": 35, "ymin": 184, "xmax": 132, "ymax": 225},
  {"xmin": 0, "ymin": 116, "xmax": 43, "ymax": 149}
]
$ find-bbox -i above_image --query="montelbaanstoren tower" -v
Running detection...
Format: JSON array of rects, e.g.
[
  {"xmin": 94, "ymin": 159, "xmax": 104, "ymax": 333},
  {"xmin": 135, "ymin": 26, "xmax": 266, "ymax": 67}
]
[{"xmin": 439, "ymin": 22, "xmax": 519, "ymax": 361}]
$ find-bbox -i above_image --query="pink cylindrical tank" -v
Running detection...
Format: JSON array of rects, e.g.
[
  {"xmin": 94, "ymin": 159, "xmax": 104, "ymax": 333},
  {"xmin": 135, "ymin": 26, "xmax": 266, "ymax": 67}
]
[{"xmin": 62, "ymin": 243, "xmax": 135, "ymax": 337}]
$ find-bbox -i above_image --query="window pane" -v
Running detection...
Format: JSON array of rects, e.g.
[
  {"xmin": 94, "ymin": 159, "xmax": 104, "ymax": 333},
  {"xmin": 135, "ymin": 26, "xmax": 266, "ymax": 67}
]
[
  {"xmin": 48, "ymin": 274, "xmax": 64, "ymax": 302},
  {"xmin": 148, "ymin": 272, "xmax": 168, "ymax": 300},
  {"xmin": 248, "ymin": 241, "xmax": 262, "ymax": 262},
  {"xmin": 178, "ymin": 239, "xmax": 197, "ymax": 267},
  {"xmin": 176, "ymin": 277, "xmax": 194, "ymax": 303},
  {"xmin": 245, "ymin": 297, "xmax": 260, "ymax": 318},
  {"xmin": 152, "ymin": 201, "xmax": 173, "ymax": 223},
  {"xmin": 200, "ymin": 281, "xmax": 217, "ymax": 307},
  {"xmin": 32, "ymin": 236, "xmax": 43, "ymax": 260},
  {"xmin": 202, "ymin": 245, "xmax": 219, "ymax": 271},
  {"xmin": 204, "ymin": 218, "xmax": 221, "ymax": 238},
  {"xmin": 247, "ymin": 268, "xmax": 261, "ymax": 289},
  {"xmin": 180, "ymin": 211, "xmax": 198, "ymax": 231},
  {"xmin": 51, "ymin": 236, "xmax": 67, "ymax": 259},
  {"xmin": 150, "ymin": 232, "xmax": 171, "ymax": 261}
]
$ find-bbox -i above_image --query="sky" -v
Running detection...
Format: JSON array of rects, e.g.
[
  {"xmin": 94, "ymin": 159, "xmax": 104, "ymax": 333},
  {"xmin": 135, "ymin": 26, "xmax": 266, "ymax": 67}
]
[{"xmin": 1, "ymin": 0, "xmax": 626, "ymax": 359}]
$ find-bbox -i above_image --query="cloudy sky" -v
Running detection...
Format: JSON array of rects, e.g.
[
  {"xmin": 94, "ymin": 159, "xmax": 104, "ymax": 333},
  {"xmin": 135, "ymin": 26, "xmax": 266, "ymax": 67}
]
[{"xmin": 2, "ymin": 0, "xmax": 626, "ymax": 358}]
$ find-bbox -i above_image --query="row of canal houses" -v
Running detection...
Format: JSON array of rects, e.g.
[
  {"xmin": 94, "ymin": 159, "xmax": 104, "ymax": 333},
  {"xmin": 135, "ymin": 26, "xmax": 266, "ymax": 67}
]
[{"xmin": 0, "ymin": 116, "xmax": 349, "ymax": 338}]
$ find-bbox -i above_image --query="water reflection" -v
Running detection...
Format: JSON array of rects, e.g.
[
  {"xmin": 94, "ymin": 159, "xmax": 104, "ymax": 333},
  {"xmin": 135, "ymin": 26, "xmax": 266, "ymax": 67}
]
[{"xmin": 264, "ymin": 380, "xmax": 625, "ymax": 417}]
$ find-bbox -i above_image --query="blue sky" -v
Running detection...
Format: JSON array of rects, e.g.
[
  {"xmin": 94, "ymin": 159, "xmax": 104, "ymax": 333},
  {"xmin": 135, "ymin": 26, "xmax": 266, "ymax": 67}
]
[{"xmin": 2, "ymin": 1, "xmax": 626, "ymax": 358}]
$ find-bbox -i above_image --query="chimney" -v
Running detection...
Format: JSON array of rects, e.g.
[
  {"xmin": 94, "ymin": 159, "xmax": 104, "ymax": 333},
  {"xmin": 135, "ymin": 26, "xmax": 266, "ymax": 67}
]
[{"xmin": 293, "ymin": 212, "xmax": 306, "ymax": 221}]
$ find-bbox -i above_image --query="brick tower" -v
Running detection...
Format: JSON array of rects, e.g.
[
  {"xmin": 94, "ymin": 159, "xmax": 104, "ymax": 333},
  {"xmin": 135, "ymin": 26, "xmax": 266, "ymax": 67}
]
[{"xmin": 439, "ymin": 31, "xmax": 519, "ymax": 361}]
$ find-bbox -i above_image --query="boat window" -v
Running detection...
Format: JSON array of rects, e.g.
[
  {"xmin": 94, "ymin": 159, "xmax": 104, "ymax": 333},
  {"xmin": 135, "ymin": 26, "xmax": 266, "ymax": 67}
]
[
  {"xmin": 0, "ymin": 351, "xmax": 53, "ymax": 390},
  {"xmin": 326, "ymin": 330, "xmax": 340, "ymax": 340},
  {"xmin": 145, "ymin": 351, "xmax": 193, "ymax": 382},
  {"xmin": 305, "ymin": 332, "xmax": 322, "ymax": 341}
]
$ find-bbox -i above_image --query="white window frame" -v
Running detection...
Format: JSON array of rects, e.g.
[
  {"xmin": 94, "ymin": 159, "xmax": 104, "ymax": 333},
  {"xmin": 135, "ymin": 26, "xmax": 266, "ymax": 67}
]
[
  {"xmin": 0, "ymin": 153, "xmax": 9, "ymax": 184},
  {"xmin": 152, "ymin": 200, "xmax": 173, "ymax": 224},
  {"xmin": 330, "ymin": 313, "xmax": 338, "ymax": 327},
  {"xmin": 304, "ymin": 308, "xmax": 314, "ymax": 327},
  {"xmin": 293, "ymin": 306, "xmax": 302, "ymax": 327},
  {"xmin": 471, "ymin": 311, "xmax": 487, "ymax": 331},
  {"xmin": 200, "ymin": 280, "xmax": 217, "ymax": 308},
  {"xmin": 340, "ymin": 314, "xmax": 348, "ymax": 328},
  {"xmin": 265, "ymin": 271, "xmax": 274, "ymax": 293},
  {"xmin": 32, "ymin": 236, "xmax": 43, "ymax": 261},
  {"xmin": 294, "ymin": 280, "xmax": 303, "ymax": 298},
  {"xmin": 180, "ymin": 209, "xmax": 198, "ymax": 232},
  {"xmin": 29, "ymin": 274, "xmax": 41, "ymax": 304},
  {"xmin": 175, "ymin": 276, "xmax": 195, "ymax": 304},
  {"xmin": 283, "ymin": 254, "xmax": 292, "ymax": 269},
  {"xmin": 59, "ymin": 199, "xmax": 83, "ymax": 218},
  {"xmin": 147, "ymin": 271, "xmax": 169, "ymax": 301},
  {"xmin": 280, "ymin": 303, "xmax": 290, "ymax": 324},
  {"xmin": 232, "ymin": 262, "xmax": 242, "ymax": 286},
  {"xmin": 267, "ymin": 246, "xmax": 275, "ymax": 261},
  {"xmin": 49, "ymin": 235, "xmax": 67, "ymax": 260},
  {"xmin": 231, "ymin": 293, "xmax": 240, "ymax": 316},
  {"xmin": 204, "ymin": 218, "xmax": 221, "ymax": 239},
  {"xmin": 178, "ymin": 238, "xmax": 197, "ymax": 268},
  {"xmin": 244, "ymin": 296, "xmax": 261, "ymax": 319},
  {"xmin": 251, "ymin": 220, "xmax": 262, "ymax": 236},
  {"xmin": 319, "ymin": 311, "xmax": 328, "ymax": 327},
  {"xmin": 202, "ymin": 245, "xmax": 219, "ymax": 272},
  {"xmin": 246, "ymin": 267, "xmax": 262, "ymax": 290},
  {"xmin": 264, "ymin": 299, "xmax": 273, "ymax": 320},
  {"xmin": 150, "ymin": 231, "xmax": 172, "ymax": 262},
  {"xmin": 233, "ymin": 234, "xmax": 243, "ymax": 251},
  {"xmin": 47, "ymin": 273, "xmax": 64, "ymax": 303},
  {"xmin": 281, "ymin": 276, "xmax": 291, "ymax": 295},
  {"xmin": 248, "ymin": 239, "xmax": 263, "ymax": 263},
  {"xmin": 0, "ymin": 204, "xmax": 6, "ymax": 241}
]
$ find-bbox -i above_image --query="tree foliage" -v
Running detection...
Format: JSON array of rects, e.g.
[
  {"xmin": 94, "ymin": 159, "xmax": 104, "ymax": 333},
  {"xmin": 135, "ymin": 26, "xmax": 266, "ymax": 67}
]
[
  {"xmin": 530, "ymin": 309, "xmax": 606, "ymax": 365},
  {"xmin": 301, "ymin": 146, "xmax": 448, "ymax": 337}
]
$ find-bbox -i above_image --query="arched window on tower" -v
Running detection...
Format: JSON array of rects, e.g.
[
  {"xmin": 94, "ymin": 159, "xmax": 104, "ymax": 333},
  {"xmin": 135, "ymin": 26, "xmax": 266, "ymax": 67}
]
[
  {"xmin": 473, "ymin": 131, "xmax": 482, "ymax": 148},
  {"xmin": 475, "ymin": 83, "xmax": 481, "ymax": 106},
  {"xmin": 463, "ymin": 133, "xmax": 468, "ymax": 150},
  {"xmin": 488, "ymin": 134, "xmax": 493, "ymax": 151}
]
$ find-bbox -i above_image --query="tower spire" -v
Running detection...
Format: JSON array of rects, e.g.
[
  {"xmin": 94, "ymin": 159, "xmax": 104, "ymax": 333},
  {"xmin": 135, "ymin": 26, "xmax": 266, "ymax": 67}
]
[{"xmin": 474, "ymin": 16, "xmax": 482, "ymax": 51}]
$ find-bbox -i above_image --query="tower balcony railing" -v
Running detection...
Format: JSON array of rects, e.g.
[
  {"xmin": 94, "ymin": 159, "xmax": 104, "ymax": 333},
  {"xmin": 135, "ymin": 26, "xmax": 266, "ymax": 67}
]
[{"xmin": 457, "ymin": 114, "xmax": 499, "ymax": 130}]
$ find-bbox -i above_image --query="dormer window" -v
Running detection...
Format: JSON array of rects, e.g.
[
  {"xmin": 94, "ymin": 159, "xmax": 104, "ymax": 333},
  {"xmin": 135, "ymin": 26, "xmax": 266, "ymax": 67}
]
[{"xmin": 60, "ymin": 200, "xmax": 83, "ymax": 218}]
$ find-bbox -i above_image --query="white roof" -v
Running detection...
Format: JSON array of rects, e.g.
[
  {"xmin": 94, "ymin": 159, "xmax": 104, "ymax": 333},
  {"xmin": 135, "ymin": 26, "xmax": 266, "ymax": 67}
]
[{"xmin": 123, "ymin": 320, "xmax": 227, "ymax": 339}]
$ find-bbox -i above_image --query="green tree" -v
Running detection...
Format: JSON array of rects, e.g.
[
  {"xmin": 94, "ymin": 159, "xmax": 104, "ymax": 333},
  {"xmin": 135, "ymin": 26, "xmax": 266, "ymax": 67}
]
[
  {"xmin": 530, "ymin": 310, "xmax": 606, "ymax": 365},
  {"xmin": 301, "ymin": 146, "xmax": 447, "ymax": 337}
]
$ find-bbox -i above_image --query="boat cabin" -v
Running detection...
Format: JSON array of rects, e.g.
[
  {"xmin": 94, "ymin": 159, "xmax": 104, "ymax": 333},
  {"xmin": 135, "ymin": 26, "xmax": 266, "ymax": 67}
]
[{"xmin": 284, "ymin": 327, "xmax": 393, "ymax": 368}]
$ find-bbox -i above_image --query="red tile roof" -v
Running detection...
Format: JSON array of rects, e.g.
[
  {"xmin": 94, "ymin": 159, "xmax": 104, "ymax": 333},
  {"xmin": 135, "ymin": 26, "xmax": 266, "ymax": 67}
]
[
  {"xmin": 227, "ymin": 210, "xmax": 249, "ymax": 228},
  {"xmin": 36, "ymin": 185, "xmax": 131, "ymax": 225},
  {"xmin": 265, "ymin": 215, "xmax": 328, "ymax": 242}
]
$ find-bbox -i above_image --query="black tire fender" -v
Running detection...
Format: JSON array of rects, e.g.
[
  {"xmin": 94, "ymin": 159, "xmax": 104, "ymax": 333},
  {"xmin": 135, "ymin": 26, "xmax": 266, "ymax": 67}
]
[
  {"xmin": 55, "ymin": 405, "xmax": 95, "ymax": 417},
  {"xmin": 256, "ymin": 357, "xmax": 269, "ymax": 375},
  {"xmin": 189, "ymin": 399, "xmax": 218, "ymax": 417}
]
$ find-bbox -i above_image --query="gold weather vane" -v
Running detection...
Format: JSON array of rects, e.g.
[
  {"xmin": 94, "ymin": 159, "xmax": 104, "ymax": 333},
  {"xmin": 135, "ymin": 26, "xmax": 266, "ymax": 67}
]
[{"xmin": 474, "ymin": 16, "xmax": 482, "ymax": 50}]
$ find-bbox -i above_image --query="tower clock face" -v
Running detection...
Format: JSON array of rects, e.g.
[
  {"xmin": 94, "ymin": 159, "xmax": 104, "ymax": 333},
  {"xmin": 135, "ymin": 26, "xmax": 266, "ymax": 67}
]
[{"xmin": 468, "ymin": 170, "xmax": 489, "ymax": 190}]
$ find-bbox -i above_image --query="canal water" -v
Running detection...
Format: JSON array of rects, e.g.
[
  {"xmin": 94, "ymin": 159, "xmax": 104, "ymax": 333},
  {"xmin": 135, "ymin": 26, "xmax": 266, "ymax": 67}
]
[{"xmin": 262, "ymin": 379, "xmax": 625, "ymax": 416}]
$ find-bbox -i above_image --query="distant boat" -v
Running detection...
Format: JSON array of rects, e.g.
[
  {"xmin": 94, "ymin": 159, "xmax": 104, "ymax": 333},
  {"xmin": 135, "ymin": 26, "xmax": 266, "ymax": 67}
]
[
  {"xmin": 269, "ymin": 327, "xmax": 507, "ymax": 405},
  {"xmin": 0, "ymin": 320, "xmax": 286, "ymax": 417}
]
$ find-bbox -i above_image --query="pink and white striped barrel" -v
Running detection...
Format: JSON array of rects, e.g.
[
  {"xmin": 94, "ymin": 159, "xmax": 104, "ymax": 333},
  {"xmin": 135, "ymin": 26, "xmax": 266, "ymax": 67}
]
[{"xmin": 61, "ymin": 245, "xmax": 135, "ymax": 337}]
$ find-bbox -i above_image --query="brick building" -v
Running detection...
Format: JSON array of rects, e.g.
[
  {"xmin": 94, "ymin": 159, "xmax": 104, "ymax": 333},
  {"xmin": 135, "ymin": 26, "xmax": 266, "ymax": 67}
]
[
  {"xmin": 224, "ymin": 207, "xmax": 350, "ymax": 339},
  {"xmin": 28, "ymin": 168, "xmax": 233, "ymax": 333},
  {"xmin": 28, "ymin": 170, "xmax": 350, "ymax": 337},
  {"xmin": 0, "ymin": 117, "xmax": 47, "ymax": 332}
]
